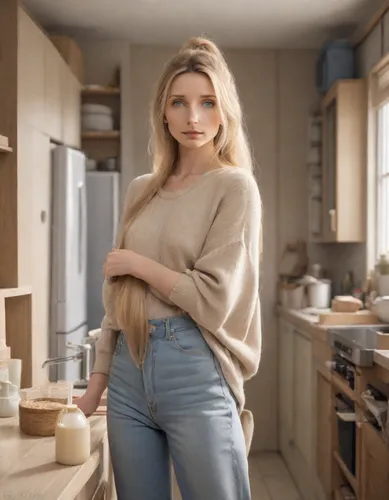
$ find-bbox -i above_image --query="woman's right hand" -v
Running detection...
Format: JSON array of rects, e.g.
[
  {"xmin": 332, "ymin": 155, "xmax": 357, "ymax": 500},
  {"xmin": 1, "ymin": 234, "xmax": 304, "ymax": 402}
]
[
  {"xmin": 74, "ymin": 373, "xmax": 108, "ymax": 417},
  {"xmin": 75, "ymin": 392, "xmax": 101, "ymax": 417}
]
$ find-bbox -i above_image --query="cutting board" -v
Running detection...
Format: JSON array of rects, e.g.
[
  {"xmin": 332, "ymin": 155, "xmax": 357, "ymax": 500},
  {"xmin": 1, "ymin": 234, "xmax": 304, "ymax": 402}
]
[{"xmin": 318, "ymin": 310, "xmax": 381, "ymax": 325}]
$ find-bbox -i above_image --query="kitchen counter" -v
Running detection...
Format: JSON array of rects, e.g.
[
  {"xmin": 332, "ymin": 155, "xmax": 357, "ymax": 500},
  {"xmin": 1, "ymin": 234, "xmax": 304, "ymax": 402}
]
[
  {"xmin": 0, "ymin": 413, "xmax": 107, "ymax": 500},
  {"xmin": 278, "ymin": 306, "xmax": 389, "ymax": 372}
]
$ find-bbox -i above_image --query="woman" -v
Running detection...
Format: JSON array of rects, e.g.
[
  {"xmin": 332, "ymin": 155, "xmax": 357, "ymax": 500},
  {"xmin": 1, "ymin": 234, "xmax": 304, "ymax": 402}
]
[{"xmin": 77, "ymin": 36, "xmax": 262, "ymax": 500}]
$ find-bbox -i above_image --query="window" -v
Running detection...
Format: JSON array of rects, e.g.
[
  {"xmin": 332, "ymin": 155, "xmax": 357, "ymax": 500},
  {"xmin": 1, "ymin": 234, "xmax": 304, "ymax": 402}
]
[
  {"xmin": 376, "ymin": 103, "xmax": 389, "ymax": 258},
  {"xmin": 368, "ymin": 55, "xmax": 389, "ymax": 269}
]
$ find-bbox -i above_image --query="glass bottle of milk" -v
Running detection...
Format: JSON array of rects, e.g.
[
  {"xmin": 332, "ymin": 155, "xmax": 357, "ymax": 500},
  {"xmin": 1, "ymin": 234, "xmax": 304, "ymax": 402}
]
[{"xmin": 55, "ymin": 404, "xmax": 90, "ymax": 466}]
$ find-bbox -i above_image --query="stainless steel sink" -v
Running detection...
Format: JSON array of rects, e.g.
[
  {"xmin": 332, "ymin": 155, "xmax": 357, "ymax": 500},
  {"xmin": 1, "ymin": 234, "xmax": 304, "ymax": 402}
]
[{"xmin": 328, "ymin": 325, "xmax": 389, "ymax": 366}]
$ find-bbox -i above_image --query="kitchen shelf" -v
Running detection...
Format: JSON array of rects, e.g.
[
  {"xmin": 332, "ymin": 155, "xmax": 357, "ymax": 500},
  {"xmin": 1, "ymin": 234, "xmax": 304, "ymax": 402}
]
[
  {"xmin": 82, "ymin": 86, "xmax": 120, "ymax": 96},
  {"xmin": 333, "ymin": 450, "xmax": 357, "ymax": 493},
  {"xmin": 81, "ymin": 131, "xmax": 120, "ymax": 140},
  {"xmin": 0, "ymin": 286, "xmax": 32, "ymax": 300},
  {"xmin": 0, "ymin": 144, "xmax": 12, "ymax": 153}
]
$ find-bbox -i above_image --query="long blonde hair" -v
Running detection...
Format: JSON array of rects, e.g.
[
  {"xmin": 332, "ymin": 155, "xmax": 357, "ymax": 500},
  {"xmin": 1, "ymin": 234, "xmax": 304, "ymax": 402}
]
[{"xmin": 105, "ymin": 35, "xmax": 255, "ymax": 365}]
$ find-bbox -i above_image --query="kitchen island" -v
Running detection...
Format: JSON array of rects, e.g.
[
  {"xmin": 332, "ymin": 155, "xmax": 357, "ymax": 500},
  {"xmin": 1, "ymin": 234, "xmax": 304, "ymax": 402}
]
[{"xmin": 0, "ymin": 413, "xmax": 109, "ymax": 500}]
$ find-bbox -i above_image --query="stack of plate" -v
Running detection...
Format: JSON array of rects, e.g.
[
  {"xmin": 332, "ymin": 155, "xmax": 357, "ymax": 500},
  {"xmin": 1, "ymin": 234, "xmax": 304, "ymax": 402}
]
[{"xmin": 82, "ymin": 103, "xmax": 114, "ymax": 131}]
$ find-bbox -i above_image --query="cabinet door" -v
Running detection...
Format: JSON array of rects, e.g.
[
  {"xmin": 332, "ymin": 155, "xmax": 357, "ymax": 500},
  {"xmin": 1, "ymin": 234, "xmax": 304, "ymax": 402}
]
[
  {"xmin": 360, "ymin": 422, "xmax": 389, "ymax": 500},
  {"xmin": 44, "ymin": 39, "xmax": 62, "ymax": 141},
  {"xmin": 18, "ymin": 124, "xmax": 51, "ymax": 387},
  {"xmin": 293, "ymin": 329, "xmax": 313, "ymax": 466},
  {"xmin": 61, "ymin": 61, "xmax": 81, "ymax": 148},
  {"xmin": 315, "ymin": 370, "xmax": 332, "ymax": 499},
  {"xmin": 279, "ymin": 320, "xmax": 295, "ymax": 442},
  {"xmin": 17, "ymin": 7, "xmax": 45, "ymax": 131},
  {"xmin": 322, "ymin": 99, "xmax": 337, "ymax": 241}
]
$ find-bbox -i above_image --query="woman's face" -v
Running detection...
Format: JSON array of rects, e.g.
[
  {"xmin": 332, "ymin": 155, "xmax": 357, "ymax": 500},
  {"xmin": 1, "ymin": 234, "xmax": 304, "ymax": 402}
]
[{"xmin": 164, "ymin": 72, "xmax": 221, "ymax": 150}]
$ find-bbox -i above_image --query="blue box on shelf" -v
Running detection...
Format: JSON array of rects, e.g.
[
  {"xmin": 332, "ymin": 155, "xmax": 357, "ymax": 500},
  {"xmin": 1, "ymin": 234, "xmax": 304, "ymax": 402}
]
[{"xmin": 316, "ymin": 40, "xmax": 355, "ymax": 94}]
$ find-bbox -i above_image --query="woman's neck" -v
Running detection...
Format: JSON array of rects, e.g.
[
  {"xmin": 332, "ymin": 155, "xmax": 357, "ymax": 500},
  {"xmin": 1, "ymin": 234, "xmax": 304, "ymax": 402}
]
[{"xmin": 174, "ymin": 143, "xmax": 220, "ymax": 177}]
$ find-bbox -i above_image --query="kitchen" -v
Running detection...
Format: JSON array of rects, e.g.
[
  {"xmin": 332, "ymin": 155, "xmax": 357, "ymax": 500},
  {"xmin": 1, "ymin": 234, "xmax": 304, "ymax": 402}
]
[{"xmin": 1, "ymin": 0, "xmax": 389, "ymax": 498}]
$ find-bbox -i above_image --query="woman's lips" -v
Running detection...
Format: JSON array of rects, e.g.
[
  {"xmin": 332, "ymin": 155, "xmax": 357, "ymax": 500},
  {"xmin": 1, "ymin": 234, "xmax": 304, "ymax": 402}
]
[{"xmin": 183, "ymin": 131, "xmax": 203, "ymax": 139}]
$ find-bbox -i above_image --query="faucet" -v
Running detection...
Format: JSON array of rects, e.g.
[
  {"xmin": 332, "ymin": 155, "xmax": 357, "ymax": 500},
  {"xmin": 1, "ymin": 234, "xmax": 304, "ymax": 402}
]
[
  {"xmin": 42, "ymin": 351, "xmax": 83, "ymax": 368},
  {"xmin": 42, "ymin": 342, "xmax": 93, "ymax": 389}
]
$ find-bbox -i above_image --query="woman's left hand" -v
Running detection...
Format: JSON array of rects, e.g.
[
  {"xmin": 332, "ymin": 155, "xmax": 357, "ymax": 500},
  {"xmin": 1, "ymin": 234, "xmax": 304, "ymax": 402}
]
[{"xmin": 103, "ymin": 249, "xmax": 140, "ymax": 278}]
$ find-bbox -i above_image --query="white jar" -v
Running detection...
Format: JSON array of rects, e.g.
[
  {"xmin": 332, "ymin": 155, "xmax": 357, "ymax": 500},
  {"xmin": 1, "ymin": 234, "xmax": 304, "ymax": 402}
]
[
  {"xmin": 55, "ymin": 404, "xmax": 90, "ymax": 466},
  {"xmin": 308, "ymin": 279, "xmax": 331, "ymax": 309}
]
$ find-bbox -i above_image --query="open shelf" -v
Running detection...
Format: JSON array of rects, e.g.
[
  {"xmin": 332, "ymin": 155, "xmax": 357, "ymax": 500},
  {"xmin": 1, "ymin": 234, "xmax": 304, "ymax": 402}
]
[
  {"xmin": 81, "ymin": 130, "xmax": 120, "ymax": 140},
  {"xmin": 82, "ymin": 86, "xmax": 120, "ymax": 96},
  {"xmin": 0, "ymin": 286, "xmax": 32, "ymax": 299},
  {"xmin": 0, "ymin": 287, "xmax": 32, "ymax": 387}
]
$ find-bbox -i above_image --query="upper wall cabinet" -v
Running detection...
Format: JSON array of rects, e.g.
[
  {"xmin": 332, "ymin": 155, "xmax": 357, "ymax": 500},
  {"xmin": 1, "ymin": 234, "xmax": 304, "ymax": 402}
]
[
  {"xmin": 321, "ymin": 79, "xmax": 367, "ymax": 243},
  {"xmin": 18, "ymin": 7, "xmax": 81, "ymax": 146},
  {"xmin": 17, "ymin": 7, "xmax": 45, "ymax": 132},
  {"xmin": 44, "ymin": 39, "xmax": 63, "ymax": 142},
  {"xmin": 61, "ymin": 60, "xmax": 81, "ymax": 149}
]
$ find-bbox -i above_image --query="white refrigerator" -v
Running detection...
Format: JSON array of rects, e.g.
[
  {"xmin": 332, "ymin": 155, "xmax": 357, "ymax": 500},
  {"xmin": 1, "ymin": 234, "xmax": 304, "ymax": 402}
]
[
  {"xmin": 86, "ymin": 171, "xmax": 120, "ymax": 331},
  {"xmin": 49, "ymin": 145, "xmax": 88, "ymax": 382}
]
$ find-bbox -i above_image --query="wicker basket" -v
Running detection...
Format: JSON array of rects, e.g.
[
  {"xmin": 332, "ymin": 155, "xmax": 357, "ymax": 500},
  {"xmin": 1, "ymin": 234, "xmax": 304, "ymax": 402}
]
[{"xmin": 19, "ymin": 398, "xmax": 66, "ymax": 437}]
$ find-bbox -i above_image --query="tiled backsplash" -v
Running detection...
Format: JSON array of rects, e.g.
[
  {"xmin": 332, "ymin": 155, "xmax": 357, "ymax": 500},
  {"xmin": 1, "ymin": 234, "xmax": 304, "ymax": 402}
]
[{"xmin": 309, "ymin": 242, "xmax": 366, "ymax": 296}]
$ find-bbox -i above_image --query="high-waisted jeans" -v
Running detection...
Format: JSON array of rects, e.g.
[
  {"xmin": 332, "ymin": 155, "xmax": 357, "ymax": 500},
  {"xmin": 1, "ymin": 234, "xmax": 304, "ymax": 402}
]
[{"xmin": 107, "ymin": 315, "xmax": 251, "ymax": 500}]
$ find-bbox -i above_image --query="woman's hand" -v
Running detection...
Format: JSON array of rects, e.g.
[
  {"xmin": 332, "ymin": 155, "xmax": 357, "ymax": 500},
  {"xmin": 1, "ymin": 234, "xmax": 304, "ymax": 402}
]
[
  {"xmin": 103, "ymin": 249, "xmax": 140, "ymax": 278},
  {"xmin": 75, "ymin": 392, "xmax": 101, "ymax": 418},
  {"xmin": 104, "ymin": 248, "xmax": 181, "ymax": 299}
]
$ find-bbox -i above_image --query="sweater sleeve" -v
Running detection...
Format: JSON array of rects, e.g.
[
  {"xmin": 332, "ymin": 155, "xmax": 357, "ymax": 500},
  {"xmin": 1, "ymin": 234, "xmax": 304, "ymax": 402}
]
[
  {"xmin": 169, "ymin": 171, "xmax": 262, "ymax": 378},
  {"xmin": 92, "ymin": 174, "xmax": 153, "ymax": 375}
]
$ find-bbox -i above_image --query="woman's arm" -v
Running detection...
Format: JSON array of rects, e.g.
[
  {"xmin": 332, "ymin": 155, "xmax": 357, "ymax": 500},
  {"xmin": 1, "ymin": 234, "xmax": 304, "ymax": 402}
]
[{"xmin": 104, "ymin": 249, "xmax": 180, "ymax": 298}]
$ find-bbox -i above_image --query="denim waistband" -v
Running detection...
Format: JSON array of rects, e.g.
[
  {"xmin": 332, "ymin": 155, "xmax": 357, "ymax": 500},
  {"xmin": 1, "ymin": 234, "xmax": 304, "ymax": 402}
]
[{"xmin": 148, "ymin": 314, "xmax": 196, "ymax": 339}]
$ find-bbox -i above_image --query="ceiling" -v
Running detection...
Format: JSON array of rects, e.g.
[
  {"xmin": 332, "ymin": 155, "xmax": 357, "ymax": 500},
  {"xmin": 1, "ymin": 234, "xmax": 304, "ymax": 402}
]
[{"xmin": 23, "ymin": 0, "xmax": 385, "ymax": 49}]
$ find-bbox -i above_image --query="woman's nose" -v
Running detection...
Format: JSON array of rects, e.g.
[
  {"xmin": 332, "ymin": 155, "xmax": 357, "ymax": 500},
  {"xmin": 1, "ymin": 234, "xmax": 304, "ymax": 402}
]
[{"xmin": 187, "ymin": 106, "xmax": 199, "ymax": 125}]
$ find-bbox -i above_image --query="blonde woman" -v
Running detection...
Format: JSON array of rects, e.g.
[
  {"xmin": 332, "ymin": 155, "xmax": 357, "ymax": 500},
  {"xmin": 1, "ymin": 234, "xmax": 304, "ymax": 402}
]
[{"xmin": 77, "ymin": 36, "xmax": 262, "ymax": 500}]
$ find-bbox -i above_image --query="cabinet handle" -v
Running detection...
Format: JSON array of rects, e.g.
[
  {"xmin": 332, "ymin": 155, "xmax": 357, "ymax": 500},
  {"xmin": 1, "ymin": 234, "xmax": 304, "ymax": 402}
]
[{"xmin": 329, "ymin": 209, "xmax": 336, "ymax": 233}]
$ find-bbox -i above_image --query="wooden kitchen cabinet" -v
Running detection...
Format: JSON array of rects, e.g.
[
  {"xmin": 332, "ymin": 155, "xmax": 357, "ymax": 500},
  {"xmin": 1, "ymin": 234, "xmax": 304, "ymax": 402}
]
[
  {"xmin": 293, "ymin": 328, "xmax": 313, "ymax": 467},
  {"xmin": 278, "ymin": 321, "xmax": 321, "ymax": 500},
  {"xmin": 279, "ymin": 319, "xmax": 295, "ymax": 451},
  {"xmin": 321, "ymin": 79, "xmax": 367, "ymax": 243},
  {"xmin": 17, "ymin": 6, "xmax": 45, "ymax": 132},
  {"xmin": 314, "ymin": 368, "xmax": 332, "ymax": 499},
  {"xmin": 62, "ymin": 61, "xmax": 81, "ymax": 149},
  {"xmin": 44, "ymin": 38, "xmax": 63, "ymax": 142},
  {"xmin": 17, "ymin": 124, "xmax": 51, "ymax": 387},
  {"xmin": 15, "ymin": 4, "xmax": 81, "ymax": 386},
  {"xmin": 359, "ymin": 421, "xmax": 389, "ymax": 500}
]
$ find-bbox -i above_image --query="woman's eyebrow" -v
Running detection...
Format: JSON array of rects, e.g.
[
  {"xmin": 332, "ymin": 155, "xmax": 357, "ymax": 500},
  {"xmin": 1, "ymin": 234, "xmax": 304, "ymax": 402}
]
[{"xmin": 169, "ymin": 94, "xmax": 216, "ymax": 98}]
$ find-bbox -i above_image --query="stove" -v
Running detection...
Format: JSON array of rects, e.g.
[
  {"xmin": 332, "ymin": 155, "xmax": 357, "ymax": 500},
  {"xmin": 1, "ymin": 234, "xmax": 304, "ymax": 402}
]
[{"xmin": 328, "ymin": 325, "xmax": 389, "ymax": 367}]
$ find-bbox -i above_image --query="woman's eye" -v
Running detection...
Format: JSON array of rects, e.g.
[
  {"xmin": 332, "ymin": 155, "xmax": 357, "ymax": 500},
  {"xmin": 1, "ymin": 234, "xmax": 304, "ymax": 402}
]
[
  {"xmin": 172, "ymin": 100, "xmax": 184, "ymax": 107},
  {"xmin": 203, "ymin": 100, "xmax": 215, "ymax": 108}
]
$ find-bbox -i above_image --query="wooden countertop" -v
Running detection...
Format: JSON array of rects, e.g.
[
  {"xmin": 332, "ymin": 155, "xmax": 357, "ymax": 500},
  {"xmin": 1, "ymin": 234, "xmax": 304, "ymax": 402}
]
[
  {"xmin": 0, "ymin": 413, "xmax": 107, "ymax": 500},
  {"xmin": 278, "ymin": 307, "xmax": 389, "ymax": 373}
]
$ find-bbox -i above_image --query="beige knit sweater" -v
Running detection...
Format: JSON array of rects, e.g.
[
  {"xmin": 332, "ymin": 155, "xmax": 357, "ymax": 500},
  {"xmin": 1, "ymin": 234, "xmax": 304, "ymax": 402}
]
[{"xmin": 92, "ymin": 166, "xmax": 262, "ymax": 454}]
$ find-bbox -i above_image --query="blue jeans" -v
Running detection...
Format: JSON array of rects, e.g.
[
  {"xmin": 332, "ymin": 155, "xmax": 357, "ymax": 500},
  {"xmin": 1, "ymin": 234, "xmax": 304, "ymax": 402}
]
[{"xmin": 107, "ymin": 315, "xmax": 251, "ymax": 500}]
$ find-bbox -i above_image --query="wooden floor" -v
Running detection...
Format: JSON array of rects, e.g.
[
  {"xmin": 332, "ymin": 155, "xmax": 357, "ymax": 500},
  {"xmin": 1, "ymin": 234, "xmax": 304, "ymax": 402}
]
[{"xmin": 249, "ymin": 452, "xmax": 302, "ymax": 500}]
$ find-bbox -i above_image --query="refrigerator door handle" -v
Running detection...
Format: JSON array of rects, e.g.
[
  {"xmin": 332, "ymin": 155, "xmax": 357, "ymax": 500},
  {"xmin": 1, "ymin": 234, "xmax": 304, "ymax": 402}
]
[{"xmin": 78, "ymin": 182, "xmax": 86, "ymax": 274}]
